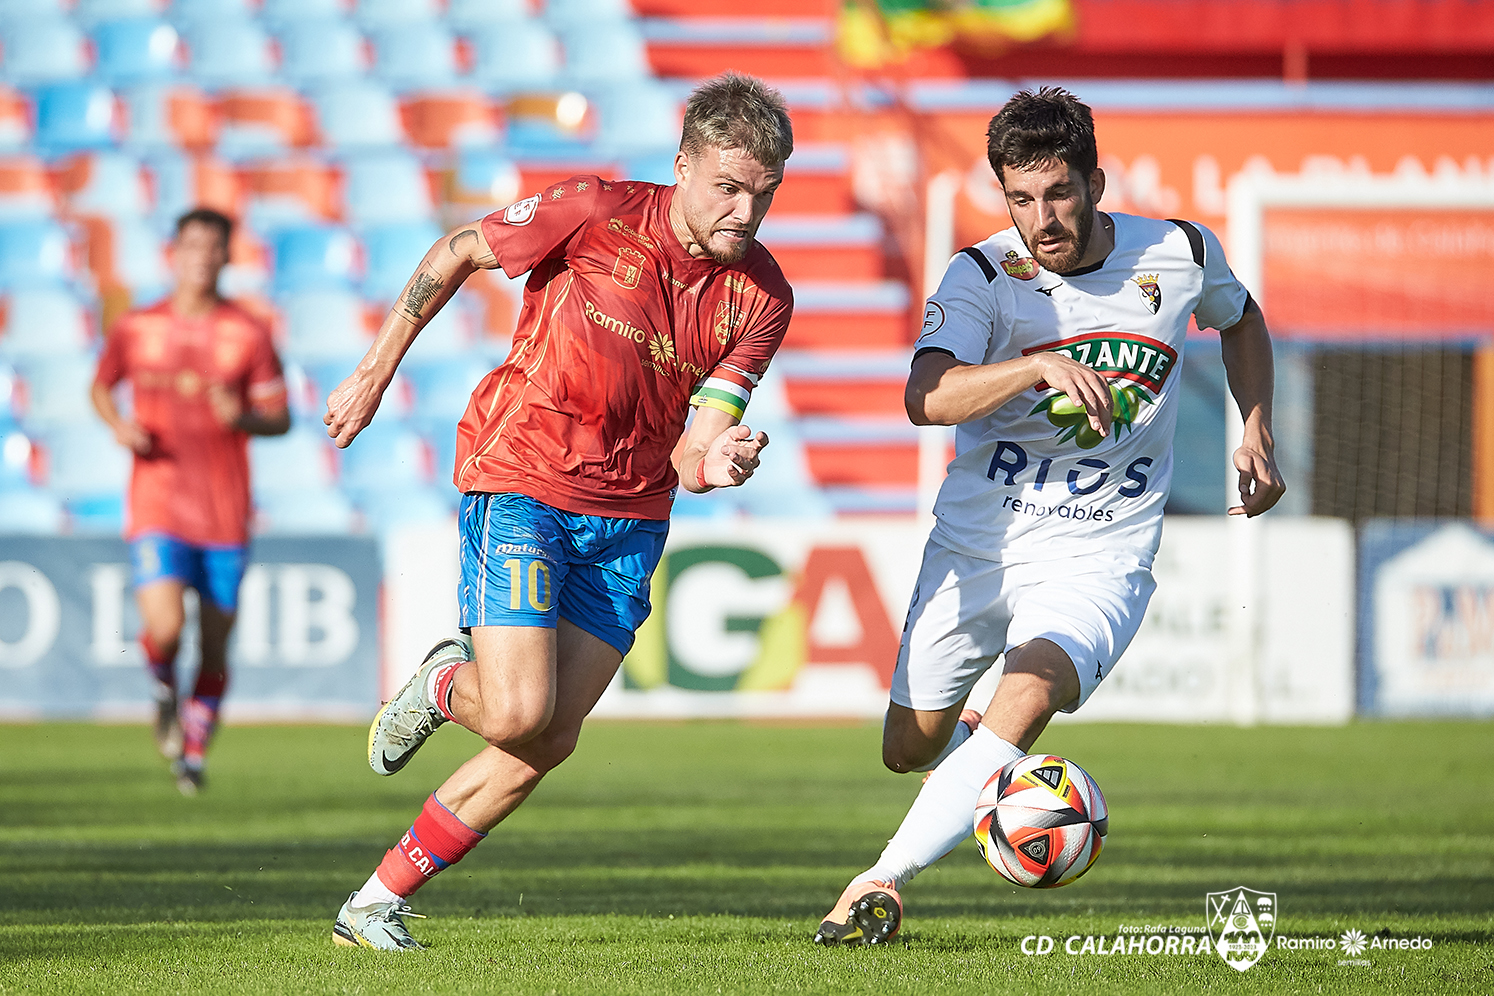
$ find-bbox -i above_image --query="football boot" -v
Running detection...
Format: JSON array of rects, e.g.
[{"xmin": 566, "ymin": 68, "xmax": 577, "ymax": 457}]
[
  {"xmin": 367, "ymin": 637, "xmax": 470, "ymax": 776},
  {"xmin": 153, "ymin": 691, "xmax": 183, "ymax": 761},
  {"xmin": 332, "ymin": 893, "xmax": 426, "ymax": 951},
  {"xmin": 813, "ymin": 879, "xmax": 902, "ymax": 946}
]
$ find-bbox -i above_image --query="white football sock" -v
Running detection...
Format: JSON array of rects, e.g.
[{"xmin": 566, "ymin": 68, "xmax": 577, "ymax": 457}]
[
  {"xmin": 854, "ymin": 726, "xmax": 1024, "ymax": 891},
  {"xmin": 351, "ymin": 871, "xmax": 404, "ymax": 909},
  {"xmin": 909, "ymin": 714, "xmax": 976, "ymax": 773}
]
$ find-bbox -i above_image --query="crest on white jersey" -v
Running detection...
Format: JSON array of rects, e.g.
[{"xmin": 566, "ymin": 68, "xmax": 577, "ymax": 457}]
[{"xmin": 503, "ymin": 194, "xmax": 540, "ymax": 227}]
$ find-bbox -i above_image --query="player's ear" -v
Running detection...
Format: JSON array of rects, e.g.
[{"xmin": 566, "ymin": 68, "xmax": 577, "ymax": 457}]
[
  {"xmin": 1088, "ymin": 167, "xmax": 1106, "ymax": 205},
  {"xmin": 673, "ymin": 149, "xmax": 691, "ymax": 188}
]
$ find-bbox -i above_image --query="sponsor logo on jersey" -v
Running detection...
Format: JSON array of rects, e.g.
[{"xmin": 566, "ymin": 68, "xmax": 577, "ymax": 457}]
[
  {"xmin": 584, "ymin": 299, "xmax": 649, "ymax": 344},
  {"xmin": 920, "ymin": 301, "xmax": 946, "ymax": 339},
  {"xmin": 503, "ymin": 194, "xmax": 540, "ymax": 226},
  {"xmin": 607, "ymin": 217, "xmax": 657, "ymax": 252},
  {"xmin": 1134, "ymin": 273, "xmax": 1161, "ymax": 314},
  {"xmin": 1000, "ymin": 249, "xmax": 1040, "ymax": 280},
  {"xmin": 612, "ymin": 246, "xmax": 646, "ymax": 290},
  {"xmin": 713, "ymin": 301, "xmax": 743, "ymax": 344},
  {"xmin": 648, "ymin": 331, "xmax": 677, "ymax": 367},
  {"xmin": 1022, "ymin": 332, "xmax": 1177, "ymax": 394}
]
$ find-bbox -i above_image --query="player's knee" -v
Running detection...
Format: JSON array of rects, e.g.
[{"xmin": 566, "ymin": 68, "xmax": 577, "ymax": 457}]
[
  {"xmin": 880, "ymin": 725, "xmax": 941, "ymax": 773},
  {"xmin": 476, "ymin": 697, "xmax": 554, "ymax": 749},
  {"xmin": 523, "ymin": 726, "xmax": 580, "ymax": 774}
]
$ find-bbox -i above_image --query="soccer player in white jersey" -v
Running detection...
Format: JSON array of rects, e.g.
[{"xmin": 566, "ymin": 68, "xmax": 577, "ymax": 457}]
[{"xmin": 813, "ymin": 87, "xmax": 1285, "ymax": 946}]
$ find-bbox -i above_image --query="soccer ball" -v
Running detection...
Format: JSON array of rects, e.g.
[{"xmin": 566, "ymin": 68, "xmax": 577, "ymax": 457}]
[{"xmin": 973, "ymin": 754, "xmax": 1108, "ymax": 888}]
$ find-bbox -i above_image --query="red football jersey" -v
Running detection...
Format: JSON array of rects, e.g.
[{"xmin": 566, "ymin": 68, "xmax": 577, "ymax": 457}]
[
  {"xmin": 93, "ymin": 299, "xmax": 286, "ymax": 546},
  {"xmin": 457, "ymin": 176, "xmax": 794, "ymax": 519}
]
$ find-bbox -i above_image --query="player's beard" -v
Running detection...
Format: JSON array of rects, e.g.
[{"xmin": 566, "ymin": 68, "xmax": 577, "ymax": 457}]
[
  {"xmin": 683, "ymin": 205, "xmax": 753, "ymax": 265},
  {"xmin": 1023, "ymin": 190, "xmax": 1095, "ymax": 274}
]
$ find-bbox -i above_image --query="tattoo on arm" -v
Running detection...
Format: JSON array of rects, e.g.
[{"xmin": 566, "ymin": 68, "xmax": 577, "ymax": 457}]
[
  {"xmin": 402, "ymin": 268, "xmax": 445, "ymax": 320},
  {"xmin": 448, "ymin": 229, "xmax": 477, "ymax": 254},
  {"xmin": 447, "ymin": 227, "xmax": 497, "ymax": 267}
]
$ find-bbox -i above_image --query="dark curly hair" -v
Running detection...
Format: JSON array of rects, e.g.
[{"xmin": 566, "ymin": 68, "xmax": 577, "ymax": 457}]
[{"xmin": 986, "ymin": 87, "xmax": 1097, "ymax": 182}]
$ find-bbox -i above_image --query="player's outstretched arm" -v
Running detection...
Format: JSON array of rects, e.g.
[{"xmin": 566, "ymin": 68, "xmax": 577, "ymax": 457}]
[
  {"xmin": 673, "ymin": 405, "xmax": 769, "ymax": 492},
  {"xmin": 1220, "ymin": 297, "xmax": 1285, "ymax": 516},
  {"xmin": 90, "ymin": 380, "xmax": 152, "ymax": 455},
  {"xmin": 906, "ymin": 349, "xmax": 1113, "ymax": 435},
  {"xmin": 324, "ymin": 222, "xmax": 499, "ymax": 448}
]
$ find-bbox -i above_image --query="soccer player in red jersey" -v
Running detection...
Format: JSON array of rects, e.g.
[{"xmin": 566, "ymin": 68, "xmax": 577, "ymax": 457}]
[
  {"xmin": 322, "ymin": 73, "xmax": 795, "ymax": 951},
  {"xmin": 91, "ymin": 208, "xmax": 289, "ymax": 796}
]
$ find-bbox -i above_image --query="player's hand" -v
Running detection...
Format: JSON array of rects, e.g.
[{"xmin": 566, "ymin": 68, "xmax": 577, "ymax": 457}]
[
  {"xmin": 1033, "ymin": 353, "xmax": 1112, "ymax": 437},
  {"xmin": 1228, "ymin": 443, "xmax": 1285, "ymax": 516},
  {"xmin": 112, "ymin": 420, "xmax": 153, "ymax": 456},
  {"xmin": 703, "ymin": 424, "xmax": 768, "ymax": 487},
  {"xmin": 323, "ymin": 366, "xmax": 389, "ymax": 448},
  {"xmin": 206, "ymin": 383, "xmax": 243, "ymax": 429}
]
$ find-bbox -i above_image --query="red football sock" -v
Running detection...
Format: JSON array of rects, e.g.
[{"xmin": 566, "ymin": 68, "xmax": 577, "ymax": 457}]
[
  {"xmin": 374, "ymin": 794, "xmax": 486, "ymax": 897},
  {"xmin": 430, "ymin": 660, "xmax": 466, "ymax": 723},
  {"xmin": 140, "ymin": 632, "xmax": 178, "ymax": 691},
  {"xmin": 181, "ymin": 669, "xmax": 228, "ymax": 765}
]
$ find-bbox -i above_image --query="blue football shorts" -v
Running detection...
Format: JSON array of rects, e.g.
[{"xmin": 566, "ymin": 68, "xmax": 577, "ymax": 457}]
[
  {"xmin": 458, "ymin": 492, "xmax": 668, "ymax": 656},
  {"xmin": 130, "ymin": 533, "xmax": 249, "ymax": 615}
]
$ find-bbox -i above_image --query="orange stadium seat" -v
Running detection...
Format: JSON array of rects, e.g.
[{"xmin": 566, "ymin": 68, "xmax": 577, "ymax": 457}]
[
  {"xmin": 217, "ymin": 89, "xmax": 317, "ymax": 154},
  {"xmin": 120, "ymin": 84, "xmax": 220, "ymax": 151},
  {"xmin": 0, "ymin": 87, "xmax": 32, "ymax": 151},
  {"xmin": 54, "ymin": 151, "xmax": 152, "ymax": 218},
  {"xmin": 239, "ymin": 157, "xmax": 343, "ymax": 222},
  {"xmin": 0, "ymin": 157, "xmax": 58, "ymax": 218},
  {"xmin": 400, "ymin": 92, "xmax": 501, "ymax": 150}
]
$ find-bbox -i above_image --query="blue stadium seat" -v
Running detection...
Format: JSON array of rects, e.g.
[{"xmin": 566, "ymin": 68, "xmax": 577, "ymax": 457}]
[
  {"xmin": 13, "ymin": 355, "xmax": 96, "ymax": 426},
  {"xmin": 277, "ymin": 18, "xmax": 368, "ymax": 87},
  {"xmin": 62, "ymin": 151, "xmax": 152, "ymax": 218},
  {"xmin": 250, "ymin": 425, "xmax": 340, "ymax": 495},
  {"xmin": 73, "ymin": 0, "xmax": 160, "ymax": 26},
  {"xmin": 280, "ymin": 289, "xmax": 372, "ymax": 361},
  {"xmin": 543, "ymin": 0, "xmax": 635, "ymax": 31},
  {"xmin": 557, "ymin": 22, "xmax": 650, "ymax": 86},
  {"xmin": 255, "ymin": 488, "xmax": 357, "ymax": 533},
  {"xmin": 358, "ymin": 484, "xmax": 454, "ymax": 530},
  {"xmin": 0, "ymin": 421, "xmax": 34, "ymax": 488},
  {"xmin": 270, "ymin": 224, "xmax": 361, "ymax": 295},
  {"xmin": 592, "ymin": 81, "xmax": 681, "ymax": 157},
  {"xmin": 1, "ymin": 18, "xmax": 89, "ymax": 85},
  {"xmin": 181, "ymin": 19, "xmax": 275, "ymax": 88},
  {"xmin": 33, "ymin": 83, "xmax": 122, "ymax": 154},
  {"xmin": 1, "ymin": 290, "xmax": 91, "ymax": 358},
  {"xmin": 0, "ymin": 486, "xmax": 64, "ymax": 533},
  {"xmin": 91, "ymin": 18, "xmax": 181, "ymax": 85},
  {"xmin": 369, "ymin": 22, "xmax": 458, "ymax": 92},
  {"xmin": 0, "ymin": 221, "xmax": 75, "ymax": 289},
  {"xmin": 447, "ymin": 0, "xmax": 530, "ymax": 32},
  {"xmin": 39, "ymin": 421, "xmax": 130, "ymax": 501},
  {"xmin": 361, "ymin": 220, "xmax": 441, "ymax": 302},
  {"xmin": 355, "ymin": 0, "xmax": 440, "ymax": 29},
  {"xmin": 0, "ymin": 0, "xmax": 68, "ymax": 20},
  {"xmin": 169, "ymin": 0, "xmax": 256, "ymax": 26},
  {"xmin": 65, "ymin": 493, "xmax": 126, "ymax": 532},
  {"xmin": 468, "ymin": 21, "xmax": 560, "ymax": 93},
  {"xmin": 338, "ymin": 419, "xmax": 431, "ymax": 495},
  {"xmin": 311, "ymin": 82, "xmax": 406, "ymax": 149},
  {"xmin": 341, "ymin": 150, "xmax": 433, "ymax": 225},
  {"xmin": 260, "ymin": 0, "xmax": 346, "ymax": 25},
  {"xmin": 105, "ymin": 218, "xmax": 170, "ymax": 298},
  {"xmin": 402, "ymin": 356, "xmax": 489, "ymax": 422}
]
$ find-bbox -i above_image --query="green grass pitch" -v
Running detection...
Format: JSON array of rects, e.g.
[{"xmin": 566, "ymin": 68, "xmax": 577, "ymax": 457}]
[{"xmin": 1, "ymin": 720, "xmax": 1491, "ymax": 994}]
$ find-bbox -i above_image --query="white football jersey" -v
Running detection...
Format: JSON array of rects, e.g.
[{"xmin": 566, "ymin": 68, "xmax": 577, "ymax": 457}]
[{"xmin": 919, "ymin": 213, "xmax": 1248, "ymax": 569}]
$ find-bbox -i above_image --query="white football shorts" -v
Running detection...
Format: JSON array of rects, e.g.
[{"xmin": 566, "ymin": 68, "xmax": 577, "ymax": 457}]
[{"xmin": 889, "ymin": 538, "xmax": 1156, "ymax": 714}]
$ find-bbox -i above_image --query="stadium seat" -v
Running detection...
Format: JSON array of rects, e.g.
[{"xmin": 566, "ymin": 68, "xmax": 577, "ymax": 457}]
[
  {"xmin": 341, "ymin": 150, "xmax": 433, "ymax": 225},
  {"xmin": 77, "ymin": 217, "xmax": 169, "ymax": 300},
  {"xmin": 451, "ymin": 148, "xmax": 522, "ymax": 207},
  {"xmin": 0, "ymin": 419, "xmax": 33, "ymax": 487},
  {"xmin": 355, "ymin": 0, "xmax": 440, "ymax": 29},
  {"xmin": 32, "ymin": 83, "xmax": 122, "ymax": 154},
  {"xmin": 0, "ymin": 220, "xmax": 75, "ymax": 289},
  {"xmin": 280, "ymin": 288, "xmax": 373, "ymax": 360},
  {"xmin": 400, "ymin": 92, "xmax": 499, "ymax": 149},
  {"xmin": 169, "ymin": 0, "xmax": 256, "ymax": 26},
  {"xmin": 37, "ymin": 421, "xmax": 130, "ymax": 500},
  {"xmin": 369, "ymin": 22, "xmax": 458, "ymax": 92},
  {"xmin": 0, "ymin": 486, "xmax": 64, "ymax": 533},
  {"xmin": 73, "ymin": 0, "xmax": 161, "ymax": 25},
  {"xmin": 467, "ymin": 21, "xmax": 561, "ymax": 93},
  {"xmin": 501, "ymin": 93, "xmax": 596, "ymax": 159},
  {"xmin": 311, "ymin": 82, "xmax": 407, "ymax": 150},
  {"xmin": 556, "ymin": 21, "xmax": 650, "ymax": 86},
  {"xmin": 0, "ymin": 86, "xmax": 28, "ymax": 151},
  {"xmin": 181, "ymin": 19, "xmax": 276, "ymax": 88},
  {"xmin": 217, "ymin": 89, "xmax": 316, "ymax": 158},
  {"xmin": 11, "ymin": 355, "xmax": 97, "ymax": 425},
  {"xmin": 90, "ymin": 18, "xmax": 181, "ymax": 85},
  {"xmin": 360, "ymin": 220, "xmax": 439, "ymax": 302},
  {"xmin": 402, "ymin": 356, "xmax": 488, "ymax": 423},
  {"xmin": 276, "ymin": 18, "xmax": 369, "ymax": 87},
  {"xmin": 0, "ymin": 290, "xmax": 92, "ymax": 358},
  {"xmin": 447, "ymin": 0, "xmax": 529, "ymax": 32},
  {"xmin": 260, "ymin": 0, "xmax": 346, "ymax": 25},
  {"xmin": 55, "ymin": 151, "xmax": 152, "ymax": 218},
  {"xmin": 591, "ymin": 81, "xmax": 681, "ymax": 157},
  {"xmin": 249, "ymin": 425, "xmax": 340, "ymax": 495},
  {"xmin": 357, "ymin": 484, "xmax": 454, "ymax": 530},
  {"xmin": 270, "ymin": 223, "xmax": 361, "ymax": 295},
  {"xmin": 65, "ymin": 492, "xmax": 126, "ymax": 532},
  {"xmin": 121, "ymin": 84, "xmax": 218, "ymax": 151},
  {"xmin": 254, "ymin": 487, "xmax": 357, "ymax": 533},
  {"xmin": 0, "ymin": 157, "xmax": 57, "ymax": 218},
  {"xmin": 1, "ymin": 17, "xmax": 89, "ymax": 85},
  {"xmin": 239, "ymin": 158, "xmax": 341, "ymax": 225},
  {"xmin": 141, "ymin": 150, "xmax": 240, "ymax": 226},
  {"xmin": 337, "ymin": 419, "xmax": 431, "ymax": 494},
  {"xmin": 543, "ymin": 0, "xmax": 634, "ymax": 31}
]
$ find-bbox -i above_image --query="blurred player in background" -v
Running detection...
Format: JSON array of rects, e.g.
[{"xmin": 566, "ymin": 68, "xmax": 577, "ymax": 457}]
[
  {"xmin": 91, "ymin": 208, "xmax": 289, "ymax": 796},
  {"xmin": 322, "ymin": 73, "xmax": 795, "ymax": 951},
  {"xmin": 813, "ymin": 87, "xmax": 1286, "ymax": 946}
]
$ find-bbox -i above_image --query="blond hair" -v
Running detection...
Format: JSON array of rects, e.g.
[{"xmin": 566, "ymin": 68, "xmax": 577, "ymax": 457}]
[{"xmin": 680, "ymin": 72, "xmax": 793, "ymax": 168}]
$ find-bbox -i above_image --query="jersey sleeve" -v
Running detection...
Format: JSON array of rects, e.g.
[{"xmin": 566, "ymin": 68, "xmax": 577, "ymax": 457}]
[
  {"xmin": 480, "ymin": 175, "xmax": 608, "ymax": 280},
  {"xmin": 244, "ymin": 318, "xmax": 287, "ymax": 413},
  {"xmin": 93, "ymin": 317, "xmax": 130, "ymax": 388},
  {"xmin": 914, "ymin": 250, "xmax": 1005, "ymax": 364},
  {"xmin": 1190, "ymin": 222, "xmax": 1250, "ymax": 331},
  {"xmin": 689, "ymin": 292, "xmax": 792, "ymax": 421}
]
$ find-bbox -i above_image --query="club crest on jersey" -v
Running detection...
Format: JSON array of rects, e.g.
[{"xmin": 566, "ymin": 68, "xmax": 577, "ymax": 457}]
[
  {"xmin": 503, "ymin": 194, "xmax": 540, "ymax": 227},
  {"xmin": 1207, "ymin": 888, "xmax": 1276, "ymax": 972},
  {"xmin": 713, "ymin": 301, "xmax": 743, "ymax": 344},
  {"xmin": 612, "ymin": 246, "xmax": 646, "ymax": 290},
  {"xmin": 1000, "ymin": 250, "xmax": 1040, "ymax": 281},
  {"xmin": 1133, "ymin": 273, "xmax": 1161, "ymax": 314}
]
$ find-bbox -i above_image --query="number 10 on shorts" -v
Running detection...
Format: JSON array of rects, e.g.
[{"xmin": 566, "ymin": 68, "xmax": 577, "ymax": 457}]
[{"xmin": 504, "ymin": 558, "xmax": 553, "ymax": 611}]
